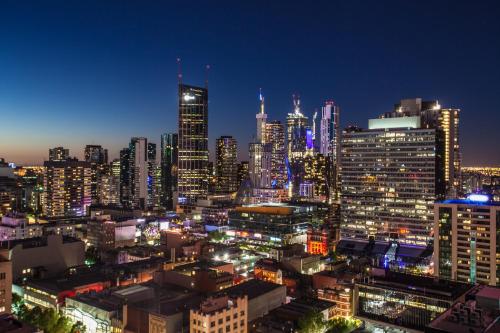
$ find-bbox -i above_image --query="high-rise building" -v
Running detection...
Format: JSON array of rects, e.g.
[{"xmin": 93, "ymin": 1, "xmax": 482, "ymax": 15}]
[
  {"xmin": 84, "ymin": 145, "xmax": 108, "ymax": 165},
  {"xmin": 265, "ymin": 121, "xmax": 287, "ymax": 188},
  {"xmin": 48, "ymin": 147, "xmax": 69, "ymax": 162},
  {"xmin": 119, "ymin": 148, "xmax": 130, "ymax": 207},
  {"xmin": 237, "ymin": 161, "xmax": 249, "ymax": 186},
  {"xmin": 99, "ymin": 159, "xmax": 120, "ymax": 206},
  {"xmin": 286, "ymin": 96, "xmax": 308, "ymax": 161},
  {"xmin": 0, "ymin": 249, "xmax": 12, "ymax": 314},
  {"xmin": 383, "ymin": 98, "xmax": 461, "ymax": 198},
  {"xmin": 146, "ymin": 142, "xmax": 158, "ymax": 209},
  {"xmin": 160, "ymin": 133, "xmax": 178, "ymax": 210},
  {"xmin": 303, "ymin": 153, "xmax": 328, "ymax": 201},
  {"xmin": 129, "ymin": 137, "xmax": 148, "ymax": 209},
  {"xmin": 84, "ymin": 145, "xmax": 108, "ymax": 204},
  {"xmin": 340, "ymin": 116, "xmax": 441, "ymax": 246},
  {"xmin": 320, "ymin": 101, "xmax": 341, "ymax": 201},
  {"xmin": 434, "ymin": 194, "xmax": 500, "ymax": 286},
  {"xmin": 249, "ymin": 143, "xmax": 271, "ymax": 189},
  {"xmin": 319, "ymin": 101, "xmax": 340, "ymax": 157},
  {"xmin": 256, "ymin": 89, "xmax": 267, "ymax": 144},
  {"xmin": 177, "ymin": 84, "xmax": 209, "ymax": 207},
  {"xmin": 42, "ymin": 159, "xmax": 91, "ymax": 217},
  {"xmin": 215, "ymin": 136, "xmax": 238, "ymax": 193}
]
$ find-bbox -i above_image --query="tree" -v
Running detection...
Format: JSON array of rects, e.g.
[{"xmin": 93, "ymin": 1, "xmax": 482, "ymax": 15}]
[
  {"xmin": 15, "ymin": 304, "xmax": 86, "ymax": 333},
  {"xmin": 298, "ymin": 310, "xmax": 331, "ymax": 333}
]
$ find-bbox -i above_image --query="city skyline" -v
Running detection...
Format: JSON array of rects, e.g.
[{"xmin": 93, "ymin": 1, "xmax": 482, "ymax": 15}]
[{"xmin": 1, "ymin": 1, "xmax": 500, "ymax": 166}]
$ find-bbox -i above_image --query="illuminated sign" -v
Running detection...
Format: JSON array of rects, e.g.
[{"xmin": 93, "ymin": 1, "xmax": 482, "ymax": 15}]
[
  {"xmin": 183, "ymin": 94, "xmax": 195, "ymax": 101},
  {"xmin": 467, "ymin": 194, "xmax": 490, "ymax": 203}
]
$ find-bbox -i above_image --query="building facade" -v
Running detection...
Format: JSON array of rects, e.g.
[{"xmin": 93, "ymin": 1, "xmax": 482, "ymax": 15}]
[
  {"xmin": 177, "ymin": 84, "xmax": 209, "ymax": 207},
  {"xmin": 160, "ymin": 133, "xmax": 178, "ymax": 210},
  {"xmin": 190, "ymin": 295, "xmax": 248, "ymax": 333},
  {"xmin": 215, "ymin": 136, "xmax": 238, "ymax": 193},
  {"xmin": 340, "ymin": 117, "xmax": 439, "ymax": 246},
  {"xmin": 434, "ymin": 196, "xmax": 500, "ymax": 286},
  {"xmin": 42, "ymin": 159, "xmax": 91, "ymax": 217}
]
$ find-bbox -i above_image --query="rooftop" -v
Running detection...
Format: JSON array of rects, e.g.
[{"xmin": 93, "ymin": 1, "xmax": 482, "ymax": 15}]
[
  {"xmin": 222, "ymin": 279, "xmax": 284, "ymax": 300},
  {"xmin": 360, "ymin": 271, "xmax": 473, "ymax": 300}
]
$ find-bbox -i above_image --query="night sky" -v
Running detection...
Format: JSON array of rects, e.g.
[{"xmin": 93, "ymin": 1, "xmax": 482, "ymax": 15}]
[{"xmin": 1, "ymin": 1, "xmax": 499, "ymax": 165}]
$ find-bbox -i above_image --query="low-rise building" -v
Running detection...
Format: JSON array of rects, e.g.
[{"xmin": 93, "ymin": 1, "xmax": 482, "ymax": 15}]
[
  {"xmin": 190, "ymin": 295, "xmax": 248, "ymax": 333},
  {"xmin": 0, "ymin": 249, "xmax": 12, "ymax": 315},
  {"xmin": 426, "ymin": 285, "xmax": 500, "ymax": 333},
  {"xmin": 355, "ymin": 270, "xmax": 474, "ymax": 331},
  {"xmin": 1, "ymin": 234, "xmax": 84, "ymax": 282}
]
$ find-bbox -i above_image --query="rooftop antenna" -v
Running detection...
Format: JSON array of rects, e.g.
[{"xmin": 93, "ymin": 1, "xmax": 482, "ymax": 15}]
[
  {"xmin": 259, "ymin": 88, "xmax": 265, "ymax": 114},
  {"xmin": 205, "ymin": 64, "xmax": 210, "ymax": 89},
  {"xmin": 177, "ymin": 57, "xmax": 182, "ymax": 84}
]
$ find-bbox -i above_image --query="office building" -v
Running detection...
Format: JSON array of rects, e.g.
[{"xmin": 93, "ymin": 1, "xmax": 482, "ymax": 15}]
[
  {"xmin": 265, "ymin": 120, "xmax": 287, "ymax": 188},
  {"xmin": 303, "ymin": 153, "xmax": 328, "ymax": 201},
  {"xmin": 129, "ymin": 137, "xmax": 148, "ymax": 209},
  {"xmin": 383, "ymin": 98, "xmax": 461, "ymax": 197},
  {"xmin": 215, "ymin": 136, "xmax": 238, "ymax": 193},
  {"xmin": 84, "ymin": 145, "xmax": 108, "ymax": 204},
  {"xmin": 340, "ymin": 116, "xmax": 441, "ymax": 246},
  {"xmin": 434, "ymin": 194, "xmax": 500, "ymax": 286},
  {"xmin": 48, "ymin": 147, "xmax": 69, "ymax": 162},
  {"xmin": 99, "ymin": 160, "xmax": 120, "ymax": 206},
  {"xmin": 249, "ymin": 142, "xmax": 271, "ymax": 189},
  {"xmin": 320, "ymin": 100, "xmax": 340, "ymax": 157},
  {"xmin": 237, "ymin": 161, "xmax": 249, "ymax": 186},
  {"xmin": 42, "ymin": 159, "xmax": 91, "ymax": 217},
  {"xmin": 320, "ymin": 101, "xmax": 341, "ymax": 201},
  {"xmin": 177, "ymin": 84, "xmax": 209, "ymax": 207},
  {"xmin": 161, "ymin": 133, "xmax": 178, "ymax": 210},
  {"xmin": 190, "ymin": 295, "xmax": 248, "ymax": 333},
  {"xmin": 286, "ymin": 95, "xmax": 309, "ymax": 160}
]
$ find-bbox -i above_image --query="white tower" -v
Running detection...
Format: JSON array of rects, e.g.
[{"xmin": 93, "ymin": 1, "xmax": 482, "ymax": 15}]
[{"xmin": 256, "ymin": 89, "xmax": 267, "ymax": 144}]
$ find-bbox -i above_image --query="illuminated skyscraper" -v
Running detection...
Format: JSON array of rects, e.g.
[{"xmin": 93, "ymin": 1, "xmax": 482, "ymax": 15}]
[
  {"xmin": 434, "ymin": 195, "xmax": 500, "ymax": 286},
  {"xmin": 286, "ymin": 95, "xmax": 308, "ymax": 160},
  {"xmin": 264, "ymin": 121, "xmax": 286, "ymax": 188},
  {"xmin": 237, "ymin": 161, "xmax": 249, "ymax": 186},
  {"xmin": 160, "ymin": 133, "xmax": 178, "ymax": 210},
  {"xmin": 129, "ymin": 137, "xmax": 148, "ymax": 209},
  {"xmin": 48, "ymin": 147, "xmax": 69, "ymax": 162},
  {"xmin": 320, "ymin": 101, "xmax": 340, "ymax": 157},
  {"xmin": 384, "ymin": 98, "xmax": 461, "ymax": 198},
  {"xmin": 84, "ymin": 144, "xmax": 108, "ymax": 204},
  {"xmin": 119, "ymin": 148, "xmax": 130, "ymax": 207},
  {"xmin": 248, "ymin": 142, "xmax": 271, "ymax": 189},
  {"xmin": 215, "ymin": 136, "xmax": 238, "ymax": 193},
  {"xmin": 256, "ymin": 89, "xmax": 267, "ymax": 144},
  {"xmin": 177, "ymin": 84, "xmax": 209, "ymax": 206},
  {"xmin": 147, "ymin": 142, "xmax": 159, "ymax": 209},
  {"xmin": 340, "ymin": 116, "xmax": 441, "ymax": 246},
  {"xmin": 42, "ymin": 159, "xmax": 91, "ymax": 217}
]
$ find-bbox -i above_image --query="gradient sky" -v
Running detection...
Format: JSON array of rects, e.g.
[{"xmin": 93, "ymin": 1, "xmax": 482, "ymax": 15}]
[{"xmin": 1, "ymin": 1, "xmax": 499, "ymax": 165}]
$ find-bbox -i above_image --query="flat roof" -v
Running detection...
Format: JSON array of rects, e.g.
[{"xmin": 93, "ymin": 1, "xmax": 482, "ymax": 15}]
[
  {"xmin": 222, "ymin": 279, "xmax": 284, "ymax": 300},
  {"xmin": 440, "ymin": 199, "xmax": 500, "ymax": 207}
]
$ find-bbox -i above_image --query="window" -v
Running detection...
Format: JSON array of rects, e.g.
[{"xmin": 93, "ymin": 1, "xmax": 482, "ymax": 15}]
[
  {"xmin": 233, "ymin": 323, "xmax": 237, "ymax": 329},
  {"xmin": 211, "ymin": 321, "xmax": 215, "ymax": 328},
  {"xmin": 226, "ymin": 316, "xmax": 230, "ymax": 321},
  {"xmin": 218, "ymin": 318, "xmax": 223, "ymax": 325},
  {"xmin": 240, "ymin": 310, "xmax": 244, "ymax": 316},
  {"xmin": 0, "ymin": 273, "xmax": 5, "ymax": 280},
  {"xmin": 233, "ymin": 313, "xmax": 237, "ymax": 319},
  {"xmin": 218, "ymin": 329, "xmax": 223, "ymax": 333},
  {"xmin": 226, "ymin": 325, "xmax": 230, "ymax": 332},
  {"xmin": 240, "ymin": 320, "xmax": 244, "ymax": 326}
]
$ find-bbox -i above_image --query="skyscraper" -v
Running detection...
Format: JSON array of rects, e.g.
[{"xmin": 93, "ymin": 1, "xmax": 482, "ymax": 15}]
[
  {"xmin": 248, "ymin": 142, "xmax": 271, "ymax": 189},
  {"xmin": 340, "ymin": 116, "xmax": 441, "ymax": 246},
  {"xmin": 146, "ymin": 142, "xmax": 159, "ymax": 208},
  {"xmin": 215, "ymin": 136, "xmax": 238, "ymax": 193},
  {"xmin": 48, "ymin": 147, "xmax": 69, "ymax": 162},
  {"xmin": 160, "ymin": 133, "xmax": 178, "ymax": 210},
  {"xmin": 237, "ymin": 161, "xmax": 249, "ymax": 186},
  {"xmin": 177, "ymin": 84, "xmax": 209, "ymax": 206},
  {"xmin": 256, "ymin": 89, "xmax": 267, "ymax": 144},
  {"xmin": 129, "ymin": 137, "xmax": 148, "ymax": 209},
  {"xmin": 286, "ymin": 96, "xmax": 308, "ymax": 161},
  {"xmin": 384, "ymin": 98, "xmax": 461, "ymax": 198},
  {"xmin": 84, "ymin": 144, "xmax": 108, "ymax": 204},
  {"xmin": 42, "ymin": 159, "xmax": 91, "ymax": 217},
  {"xmin": 434, "ymin": 195, "xmax": 500, "ymax": 286},
  {"xmin": 319, "ymin": 101, "xmax": 341, "ymax": 201},
  {"xmin": 119, "ymin": 148, "xmax": 130, "ymax": 207},
  {"xmin": 265, "ymin": 121, "xmax": 286, "ymax": 188}
]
